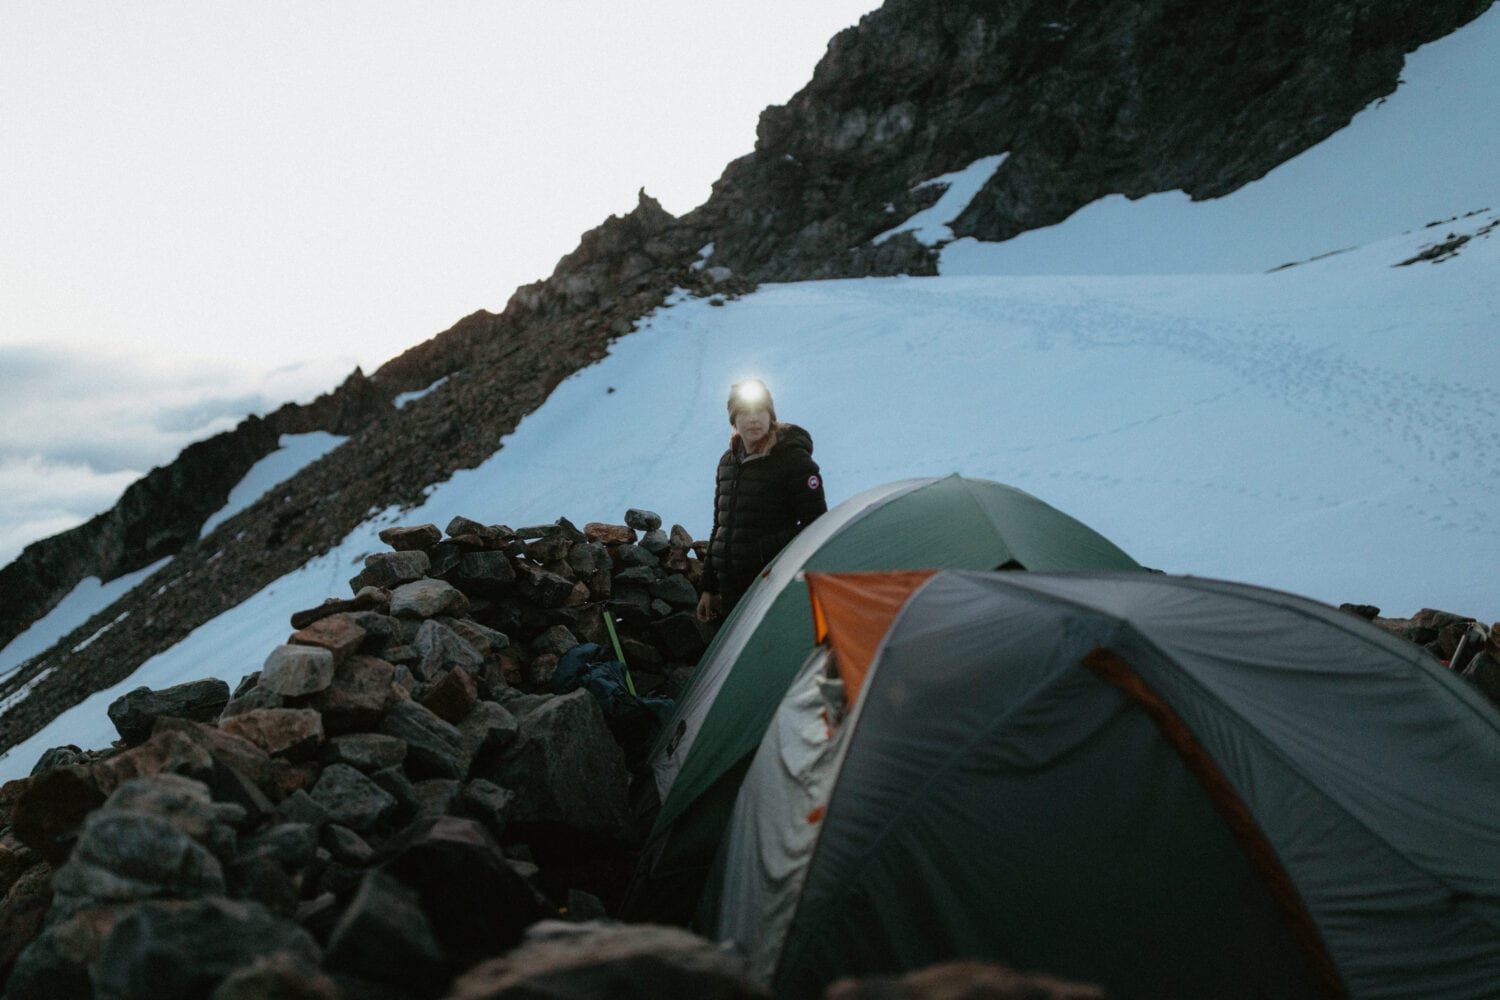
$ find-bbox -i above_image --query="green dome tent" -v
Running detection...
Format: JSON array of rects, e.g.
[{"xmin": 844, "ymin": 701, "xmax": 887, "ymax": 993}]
[
  {"xmin": 712, "ymin": 570, "xmax": 1500, "ymax": 999},
  {"xmin": 622, "ymin": 475, "xmax": 1140, "ymax": 923}
]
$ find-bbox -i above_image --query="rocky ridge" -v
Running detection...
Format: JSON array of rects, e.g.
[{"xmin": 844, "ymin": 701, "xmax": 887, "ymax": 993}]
[{"xmin": 2, "ymin": 0, "xmax": 1493, "ymax": 759}]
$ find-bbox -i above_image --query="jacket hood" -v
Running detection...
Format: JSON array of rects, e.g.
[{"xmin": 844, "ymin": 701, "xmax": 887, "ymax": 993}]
[{"xmin": 731, "ymin": 422, "xmax": 813, "ymax": 458}]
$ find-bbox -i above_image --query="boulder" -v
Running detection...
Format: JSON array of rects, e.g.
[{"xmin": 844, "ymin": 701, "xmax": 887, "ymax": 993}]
[
  {"xmin": 651, "ymin": 612, "xmax": 712, "ymax": 660},
  {"xmin": 288, "ymin": 587, "xmax": 391, "ymax": 631},
  {"xmin": 48, "ymin": 809, "xmax": 226, "ymax": 922},
  {"xmin": 323, "ymin": 869, "xmax": 447, "ymax": 998},
  {"xmin": 616, "ymin": 543, "xmax": 660, "ymax": 569},
  {"xmin": 640, "ymin": 527, "xmax": 671, "ymax": 554},
  {"xmin": 523, "ymin": 532, "xmax": 573, "ymax": 565},
  {"xmin": 515, "ymin": 562, "xmax": 577, "ymax": 608},
  {"xmin": 321, "ymin": 733, "xmax": 408, "ymax": 772},
  {"xmin": 450, "ymin": 549, "xmax": 519, "ymax": 597},
  {"xmin": 380, "ymin": 699, "xmax": 467, "ymax": 780},
  {"xmin": 92, "ymin": 896, "xmax": 322, "ymax": 1000},
  {"xmin": 392, "ymin": 578, "xmax": 471, "ymax": 619},
  {"xmin": 107, "ymin": 679, "xmax": 232, "ymax": 745},
  {"xmin": 651, "ymin": 574, "xmax": 700, "ymax": 608},
  {"xmin": 499, "ymin": 690, "xmax": 628, "ymax": 834},
  {"xmin": 349, "ymin": 549, "xmax": 432, "ymax": 593},
  {"xmin": 302, "ymin": 654, "xmax": 398, "ymax": 734},
  {"xmin": 0, "ymin": 863, "xmax": 52, "ymax": 982},
  {"xmin": 413, "ymin": 778, "xmax": 464, "ymax": 818},
  {"xmin": 415, "ymin": 618, "xmax": 485, "ymax": 679},
  {"xmin": 288, "ymin": 615, "xmax": 367, "ymax": 663},
  {"xmin": 568, "ymin": 541, "xmax": 612, "ymax": 576},
  {"xmin": 422, "ymin": 666, "xmax": 480, "ymax": 724},
  {"xmin": 90, "ymin": 728, "xmax": 215, "ymax": 794},
  {"xmin": 260, "ymin": 644, "xmax": 338, "ymax": 697},
  {"xmin": 309, "ymin": 764, "xmax": 396, "ymax": 833},
  {"xmin": 381, "ymin": 816, "xmax": 553, "ymax": 973},
  {"xmin": 458, "ymin": 701, "xmax": 521, "ymax": 778},
  {"xmin": 208, "ymin": 950, "xmax": 342, "ymax": 1000},
  {"xmin": 460, "ymin": 779, "xmax": 517, "ymax": 842},
  {"xmin": 379, "ymin": 523, "xmax": 443, "ymax": 551},
  {"xmin": 448, "ymin": 920, "xmax": 767, "ymax": 1000},
  {"xmin": 532, "ymin": 624, "xmax": 580, "ymax": 658},
  {"xmin": 824, "ymin": 960, "xmax": 1108, "ymax": 1000},
  {"xmin": 321, "ymin": 824, "xmax": 375, "ymax": 867},
  {"xmin": 219, "ymin": 708, "xmax": 324, "ymax": 761},
  {"xmin": 624, "ymin": 508, "xmax": 662, "ymax": 532},
  {"xmin": 5, "ymin": 906, "xmax": 123, "ymax": 1000},
  {"xmin": 10, "ymin": 764, "xmax": 105, "ymax": 865},
  {"xmin": 584, "ymin": 522, "xmax": 636, "ymax": 545}
]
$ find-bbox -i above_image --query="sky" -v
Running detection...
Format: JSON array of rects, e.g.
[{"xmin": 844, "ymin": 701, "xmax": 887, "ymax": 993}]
[
  {"xmin": 0, "ymin": 1, "xmax": 881, "ymax": 566},
  {"xmin": 0, "ymin": 7, "xmax": 1496, "ymax": 777}
]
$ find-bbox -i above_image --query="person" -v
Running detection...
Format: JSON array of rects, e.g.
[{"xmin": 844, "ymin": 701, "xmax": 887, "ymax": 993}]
[{"xmin": 696, "ymin": 378, "xmax": 827, "ymax": 622}]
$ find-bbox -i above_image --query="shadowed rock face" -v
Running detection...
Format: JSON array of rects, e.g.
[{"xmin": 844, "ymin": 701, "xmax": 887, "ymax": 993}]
[
  {"xmin": 692, "ymin": 0, "xmax": 1493, "ymax": 281},
  {"xmin": 1, "ymin": 0, "xmax": 1490, "ymax": 757}
]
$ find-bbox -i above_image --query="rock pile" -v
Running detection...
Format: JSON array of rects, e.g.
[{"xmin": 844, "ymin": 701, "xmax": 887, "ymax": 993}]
[{"xmin": 0, "ymin": 511, "xmax": 747, "ymax": 999}]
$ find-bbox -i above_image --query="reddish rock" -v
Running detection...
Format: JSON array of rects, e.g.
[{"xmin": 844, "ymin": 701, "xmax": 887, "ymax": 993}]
[
  {"xmin": 824, "ymin": 960, "xmax": 1107, "ymax": 1000},
  {"xmin": 584, "ymin": 522, "xmax": 636, "ymax": 545},
  {"xmin": 449, "ymin": 921, "xmax": 764, "ymax": 1000},
  {"xmin": 289, "ymin": 615, "xmax": 367, "ymax": 663},
  {"xmin": 10, "ymin": 765, "xmax": 105, "ymax": 865},
  {"xmin": 379, "ymin": 523, "xmax": 443, "ymax": 551},
  {"xmin": 565, "ymin": 581, "xmax": 591, "ymax": 607},
  {"xmin": 0, "ymin": 861, "xmax": 51, "ymax": 972},
  {"xmin": 220, "ymin": 708, "xmax": 325, "ymax": 760},
  {"xmin": 152, "ymin": 718, "xmax": 272, "ymax": 776},
  {"xmin": 303, "ymin": 656, "xmax": 398, "ymax": 734},
  {"xmin": 90, "ymin": 729, "xmax": 214, "ymax": 794},
  {"xmin": 421, "ymin": 667, "xmax": 480, "ymax": 725}
]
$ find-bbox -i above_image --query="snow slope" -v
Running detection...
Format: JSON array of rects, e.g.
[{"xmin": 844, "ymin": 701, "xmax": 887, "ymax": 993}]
[
  {"xmin": 200, "ymin": 432, "xmax": 347, "ymax": 537},
  {"xmin": 1, "ymin": 10, "xmax": 1496, "ymax": 780}
]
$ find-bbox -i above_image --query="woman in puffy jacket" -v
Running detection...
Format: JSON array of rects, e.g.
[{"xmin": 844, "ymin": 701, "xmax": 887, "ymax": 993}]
[{"xmin": 696, "ymin": 378, "xmax": 827, "ymax": 622}]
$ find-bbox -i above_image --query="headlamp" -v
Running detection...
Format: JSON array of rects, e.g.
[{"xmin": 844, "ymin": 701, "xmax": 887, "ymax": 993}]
[{"xmin": 731, "ymin": 379, "xmax": 769, "ymax": 407}]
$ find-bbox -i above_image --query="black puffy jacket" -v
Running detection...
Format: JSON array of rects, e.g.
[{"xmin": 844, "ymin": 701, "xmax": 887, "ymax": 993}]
[{"xmin": 702, "ymin": 423, "xmax": 827, "ymax": 602}]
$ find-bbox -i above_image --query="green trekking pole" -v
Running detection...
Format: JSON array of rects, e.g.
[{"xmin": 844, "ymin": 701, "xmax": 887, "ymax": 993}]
[{"xmin": 602, "ymin": 609, "xmax": 637, "ymax": 696}]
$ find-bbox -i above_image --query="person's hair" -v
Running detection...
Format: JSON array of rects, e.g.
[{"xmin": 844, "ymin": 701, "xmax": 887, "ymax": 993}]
[{"xmin": 741, "ymin": 422, "xmax": 780, "ymax": 455}]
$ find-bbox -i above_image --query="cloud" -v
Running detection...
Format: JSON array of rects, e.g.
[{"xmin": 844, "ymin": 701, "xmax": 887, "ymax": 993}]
[
  {"xmin": 0, "ymin": 454, "xmax": 143, "ymax": 566},
  {"xmin": 0, "ymin": 343, "xmax": 355, "ymax": 565}
]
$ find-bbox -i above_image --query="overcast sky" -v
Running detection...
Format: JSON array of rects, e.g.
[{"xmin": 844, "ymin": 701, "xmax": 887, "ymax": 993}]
[{"xmin": 0, "ymin": 2, "xmax": 880, "ymax": 564}]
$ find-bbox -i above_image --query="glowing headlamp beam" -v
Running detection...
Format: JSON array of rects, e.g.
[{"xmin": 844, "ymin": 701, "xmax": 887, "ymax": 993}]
[{"xmin": 732, "ymin": 380, "xmax": 768, "ymax": 406}]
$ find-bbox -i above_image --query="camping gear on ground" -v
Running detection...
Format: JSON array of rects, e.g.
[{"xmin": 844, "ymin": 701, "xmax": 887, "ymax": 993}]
[
  {"xmin": 711, "ymin": 570, "xmax": 1500, "ymax": 1000},
  {"xmin": 549, "ymin": 643, "xmax": 672, "ymax": 769},
  {"xmin": 621, "ymin": 475, "xmax": 1140, "ymax": 922}
]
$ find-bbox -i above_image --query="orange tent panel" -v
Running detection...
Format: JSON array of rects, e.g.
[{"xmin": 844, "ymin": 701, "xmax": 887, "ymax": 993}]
[{"xmin": 805, "ymin": 571, "xmax": 936, "ymax": 705}]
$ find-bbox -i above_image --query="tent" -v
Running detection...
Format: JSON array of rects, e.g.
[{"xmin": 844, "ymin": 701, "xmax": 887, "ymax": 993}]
[
  {"xmin": 711, "ymin": 570, "xmax": 1500, "ymax": 999},
  {"xmin": 622, "ymin": 475, "xmax": 1140, "ymax": 922}
]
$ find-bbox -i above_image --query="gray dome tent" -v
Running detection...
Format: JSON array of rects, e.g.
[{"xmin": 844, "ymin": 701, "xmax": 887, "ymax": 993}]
[
  {"xmin": 623, "ymin": 475, "xmax": 1140, "ymax": 923},
  {"xmin": 712, "ymin": 570, "xmax": 1500, "ymax": 999}
]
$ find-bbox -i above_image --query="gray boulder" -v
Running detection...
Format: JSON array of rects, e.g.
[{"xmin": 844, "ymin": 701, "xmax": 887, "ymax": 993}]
[
  {"xmin": 349, "ymin": 549, "xmax": 431, "ymax": 593},
  {"xmin": 415, "ymin": 618, "xmax": 485, "ymax": 679},
  {"xmin": 93, "ymin": 896, "xmax": 321, "ymax": 1000},
  {"xmin": 107, "ymin": 679, "xmax": 231, "ymax": 745},
  {"xmin": 309, "ymin": 764, "xmax": 396, "ymax": 833},
  {"xmin": 258, "ymin": 644, "xmax": 336, "ymax": 697},
  {"xmin": 499, "ymin": 690, "xmax": 628, "ymax": 834},
  {"xmin": 392, "ymin": 578, "xmax": 470, "ymax": 619},
  {"xmin": 380, "ymin": 698, "xmax": 466, "ymax": 780},
  {"xmin": 323, "ymin": 870, "xmax": 447, "ymax": 998}
]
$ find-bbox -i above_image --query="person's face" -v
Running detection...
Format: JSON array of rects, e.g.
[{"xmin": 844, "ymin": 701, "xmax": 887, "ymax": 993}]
[{"xmin": 734, "ymin": 406, "xmax": 772, "ymax": 447}]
